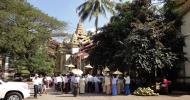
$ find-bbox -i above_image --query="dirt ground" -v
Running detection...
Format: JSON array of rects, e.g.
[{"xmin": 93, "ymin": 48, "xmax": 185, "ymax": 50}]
[
  {"xmin": 27, "ymin": 92, "xmax": 190, "ymax": 100},
  {"xmin": 27, "ymin": 84, "xmax": 190, "ymax": 100}
]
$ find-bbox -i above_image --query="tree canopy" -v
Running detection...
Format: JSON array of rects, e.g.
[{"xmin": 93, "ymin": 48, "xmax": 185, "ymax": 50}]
[
  {"xmin": 89, "ymin": 1, "xmax": 186, "ymax": 77},
  {"xmin": 0, "ymin": 0, "xmax": 66, "ymax": 74}
]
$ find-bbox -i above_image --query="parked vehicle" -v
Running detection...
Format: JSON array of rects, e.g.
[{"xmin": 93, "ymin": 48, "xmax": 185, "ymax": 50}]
[{"xmin": 0, "ymin": 79, "xmax": 30, "ymax": 100}]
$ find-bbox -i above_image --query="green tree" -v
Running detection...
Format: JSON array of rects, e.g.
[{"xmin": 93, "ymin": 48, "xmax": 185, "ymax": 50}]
[
  {"xmin": 89, "ymin": 1, "xmax": 185, "ymax": 77},
  {"xmin": 0, "ymin": 0, "xmax": 66, "ymax": 74},
  {"xmin": 76, "ymin": 0, "xmax": 115, "ymax": 34}
]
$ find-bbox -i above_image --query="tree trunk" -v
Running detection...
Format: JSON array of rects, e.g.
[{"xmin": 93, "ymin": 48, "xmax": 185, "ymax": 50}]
[{"xmin": 95, "ymin": 16, "xmax": 99, "ymax": 34}]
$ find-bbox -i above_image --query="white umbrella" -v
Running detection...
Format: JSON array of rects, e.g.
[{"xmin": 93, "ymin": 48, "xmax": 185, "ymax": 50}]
[
  {"xmin": 113, "ymin": 69, "xmax": 123, "ymax": 75},
  {"xmin": 104, "ymin": 66, "xmax": 110, "ymax": 72},
  {"xmin": 72, "ymin": 69, "xmax": 83, "ymax": 75},
  {"xmin": 84, "ymin": 64, "xmax": 93, "ymax": 68},
  {"xmin": 65, "ymin": 64, "xmax": 75, "ymax": 68}
]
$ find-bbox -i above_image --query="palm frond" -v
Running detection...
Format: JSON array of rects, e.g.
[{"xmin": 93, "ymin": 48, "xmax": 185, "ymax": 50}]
[
  {"xmin": 102, "ymin": 0, "xmax": 115, "ymax": 15},
  {"xmin": 100, "ymin": 5, "xmax": 107, "ymax": 18},
  {"xmin": 77, "ymin": 0, "xmax": 94, "ymax": 21},
  {"xmin": 76, "ymin": 0, "xmax": 116, "ymax": 33}
]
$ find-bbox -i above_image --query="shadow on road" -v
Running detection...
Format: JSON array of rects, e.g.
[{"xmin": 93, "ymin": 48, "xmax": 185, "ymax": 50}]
[
  {"xmin": 52, "ymin": 93, "xmax": 128, "ymax": 97},
  {"xmin": 167, "ymin": 91, "xmax": 190, "ymax": 97},
  {"xmin": 49, "ymin": 92, "xmax": 64, "ymax": 95},
  {"xmin": 26, "ymin": 97, "xmax": 36, "ymax": 99},
  {"xmin": 56, "ymin": 96, "xmax": 74, "ymax": 97},
  {"xmin": 79, "ymin": 93, "xmax": 111, "ymax": 97}
]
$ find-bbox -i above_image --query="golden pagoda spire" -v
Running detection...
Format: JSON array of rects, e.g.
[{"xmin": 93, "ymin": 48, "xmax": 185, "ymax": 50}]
[
  {"xmin": 75, "ymin": 19, "xmax": 87, "ymax": 36},
  {"xmin": 71, "ymin": 20, "xmax": 90, "ymax": 48}
]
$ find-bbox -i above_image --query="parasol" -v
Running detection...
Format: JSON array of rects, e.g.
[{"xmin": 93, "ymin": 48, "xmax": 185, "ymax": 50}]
[
  {"xmin": 84, "ymin": 64, "xmax": 93, "ymax": 68},
  {"xmin": 71, "ymin": 69, "xmax": 83, "ymax": 75},
  {"xmin": 113, "ymin": 69, "xmax": 123, "ymax": 75},
  {"xmin": 104, "ymin": 66, "xmax": 110, "ymax": 72},
  {"xmin": 65, "ymin": 64, "xmax": 75, "ymax": 68}
]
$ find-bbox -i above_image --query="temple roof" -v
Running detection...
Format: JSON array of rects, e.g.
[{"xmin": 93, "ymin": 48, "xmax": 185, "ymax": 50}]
[{"xmin": 71, "ymin": 20, "xmax": 90, "ymax": 47}]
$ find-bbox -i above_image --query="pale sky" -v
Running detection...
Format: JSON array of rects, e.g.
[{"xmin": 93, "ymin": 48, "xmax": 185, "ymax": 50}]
[
  {"xmin": 27, "ymin": 0, "xmax": 161, "ymax": 42},
  {"xmin": 27, "ymin": 0, "xmax": 162, "ymax": 33},
  {"xmin": 27, "ymin": 0, "xmax": 112, "ymax": 34}
]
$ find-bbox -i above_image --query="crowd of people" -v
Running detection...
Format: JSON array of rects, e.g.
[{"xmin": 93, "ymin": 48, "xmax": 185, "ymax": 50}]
[
  {"xmin": 32, "ymin": 73, "xmax": 171, "ymax": 98},
  {"xmin": 32, "ymin": 73, "xmax": 131, "ymax": 98}
]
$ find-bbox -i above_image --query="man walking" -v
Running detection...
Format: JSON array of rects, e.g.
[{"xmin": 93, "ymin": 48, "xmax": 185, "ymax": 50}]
[
  {"xmin": 124, "ymin": 73, "xmax": 131, "ymax": 95},
  {"xmin": 33, "ymin": 74, "xmax": 39, "ymax": 98}
]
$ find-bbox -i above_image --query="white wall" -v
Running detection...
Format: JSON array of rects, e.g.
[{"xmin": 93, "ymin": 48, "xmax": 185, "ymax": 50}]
[{"xmin": 181, "ymin": 11, "xmax": 190, "ymax": 83}]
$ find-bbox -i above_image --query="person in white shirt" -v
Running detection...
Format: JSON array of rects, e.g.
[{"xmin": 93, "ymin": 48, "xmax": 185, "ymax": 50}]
[
  {"xmin": 38, "ymin": 75, "xmax": 43, "ymax": 95},
  {"xmin": 74, "ymin": 75, "xmax": 80, "ymax": 84},
  {"xmin": 56, "ymin": 74, "xmax": 62, "ymax": 92},
  {"xmin": 73, "ymin": 75, "xmax": 80, "ymax": 97},
  {"xmin": 33, "ymin": 75, "xmax": 39, "ymax": 98},
  {"xmin": 124, "ymin": 74, "xmax": 131, "ymax": 95},
  {"xmin": 86, "ymin": 74, "xmax": 93, "ymax": 93}
]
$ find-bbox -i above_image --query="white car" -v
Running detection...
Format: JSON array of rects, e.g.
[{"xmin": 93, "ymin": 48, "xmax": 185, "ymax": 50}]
[{"xmin": 0, "ymin": 79, "xmax": 30, "ymax": 100}]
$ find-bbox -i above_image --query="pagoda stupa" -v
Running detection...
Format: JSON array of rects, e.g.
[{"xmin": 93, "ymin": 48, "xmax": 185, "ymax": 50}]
[{"xmin": 71, "ymin": 20, "xmax": 90, "ymax": 48}]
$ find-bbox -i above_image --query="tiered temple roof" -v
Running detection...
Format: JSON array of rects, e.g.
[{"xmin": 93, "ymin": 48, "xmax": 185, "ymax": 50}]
[{"xmin": 71, "ymin": 20, "xmax": 90, "ymax": 48}]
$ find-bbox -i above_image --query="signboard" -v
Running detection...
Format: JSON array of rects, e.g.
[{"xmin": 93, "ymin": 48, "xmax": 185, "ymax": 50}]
[{"xmin": 72, "ymin": 48, "xmax": 79, "ymax": 54}]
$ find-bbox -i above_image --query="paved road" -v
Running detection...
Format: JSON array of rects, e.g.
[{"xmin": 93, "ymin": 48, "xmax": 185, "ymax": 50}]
[{"xmin": 27, "ymin": 92, "xmax": 190, "ymax": 100}]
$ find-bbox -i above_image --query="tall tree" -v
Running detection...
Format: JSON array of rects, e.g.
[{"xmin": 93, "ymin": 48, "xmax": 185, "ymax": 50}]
[
  {"xmin": 76, "ymin": 0, "xmax": 115, "ymax": 34},
  {"xmin": 89, "ymin": 0, "xmax": 185, "ymax": 78},
  {"xmin": 0, "ymin": 0, "xmax": 66, "ymax": 74}
]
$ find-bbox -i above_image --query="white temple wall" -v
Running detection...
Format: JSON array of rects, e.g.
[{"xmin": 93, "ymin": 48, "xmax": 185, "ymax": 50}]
[{"xmin": 181, "ymin": 11, "xmax": 190, "ymax": 84}]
